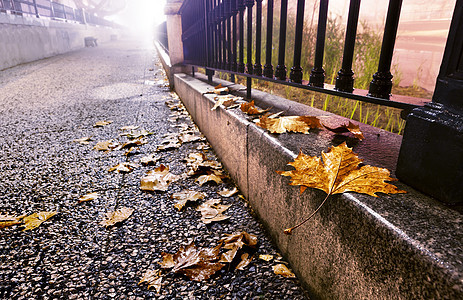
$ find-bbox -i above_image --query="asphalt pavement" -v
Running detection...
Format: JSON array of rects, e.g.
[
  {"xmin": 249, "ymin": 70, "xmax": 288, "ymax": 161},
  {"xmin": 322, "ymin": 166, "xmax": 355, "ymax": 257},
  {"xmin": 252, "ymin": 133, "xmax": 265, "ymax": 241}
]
[{"xmin": 0, "ymin": 39, "xmax": 309, "ymax": 299}]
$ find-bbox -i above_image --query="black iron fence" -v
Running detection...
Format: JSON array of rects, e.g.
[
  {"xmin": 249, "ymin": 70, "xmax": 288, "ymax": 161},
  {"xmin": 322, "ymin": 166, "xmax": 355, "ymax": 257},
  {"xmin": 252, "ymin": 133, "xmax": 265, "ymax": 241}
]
[
  {"xmin": 178, "ymin": 0, "xmax": 434, "ymax": 111},
  {"xmin": 0, "ymin": 0, "xmax": 116, "ymax": 27},
  {"xmin": 156, "ymin": 21, "xmax": 169, "ymax": 53}
]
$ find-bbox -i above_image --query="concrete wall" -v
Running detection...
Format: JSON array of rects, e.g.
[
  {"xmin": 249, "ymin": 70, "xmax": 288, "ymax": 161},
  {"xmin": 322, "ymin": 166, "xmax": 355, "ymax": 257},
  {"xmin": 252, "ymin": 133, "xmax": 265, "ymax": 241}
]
[{"xmin": 0, "ymin": 13, "xmax": 118, "ymax": 70}]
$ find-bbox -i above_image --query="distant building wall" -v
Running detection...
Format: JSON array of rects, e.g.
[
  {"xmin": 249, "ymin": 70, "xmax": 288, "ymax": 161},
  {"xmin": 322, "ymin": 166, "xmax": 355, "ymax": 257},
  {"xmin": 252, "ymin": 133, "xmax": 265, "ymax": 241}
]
[{"xmin": 0, "ymin": 13, "xmax": 119, "ymax": 70}]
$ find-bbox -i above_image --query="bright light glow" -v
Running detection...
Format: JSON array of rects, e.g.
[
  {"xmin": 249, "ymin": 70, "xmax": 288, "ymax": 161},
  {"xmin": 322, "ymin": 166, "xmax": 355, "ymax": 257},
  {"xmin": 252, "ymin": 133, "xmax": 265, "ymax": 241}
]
[{"xmin": 106, "ymin": 0, "xmax": 167, "ymax": 40}]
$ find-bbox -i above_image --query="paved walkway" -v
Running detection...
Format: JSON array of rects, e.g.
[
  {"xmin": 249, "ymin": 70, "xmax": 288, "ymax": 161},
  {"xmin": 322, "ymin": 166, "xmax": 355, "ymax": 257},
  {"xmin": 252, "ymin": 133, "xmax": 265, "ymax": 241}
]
[{"xmin": 0, "ymin": 40, "xmax": 309, "ymax": 299}]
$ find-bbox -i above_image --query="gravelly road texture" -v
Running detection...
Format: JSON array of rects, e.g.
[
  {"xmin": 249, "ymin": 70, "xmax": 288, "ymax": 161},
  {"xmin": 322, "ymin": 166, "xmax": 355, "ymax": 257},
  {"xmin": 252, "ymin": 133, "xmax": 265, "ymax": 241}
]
[{"xmin": 0, "ymin": 40, "xmax": 309, "ymax": 299}]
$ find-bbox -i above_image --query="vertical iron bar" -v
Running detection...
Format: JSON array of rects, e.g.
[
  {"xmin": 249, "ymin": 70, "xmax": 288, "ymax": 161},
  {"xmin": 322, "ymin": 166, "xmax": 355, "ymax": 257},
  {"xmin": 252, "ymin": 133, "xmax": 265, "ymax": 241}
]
[
  {"xmin": 368, "ymin": 0, "xmax": 403, "ymax": 99},
  {"xmin": 32, "ymin": 0, "xmax": 39, "ymax": 17},
  {"xmin": 290, "ymin": 0, "xmax": 305, "ymax": 83},
  {"xmin": 232, "ymin": 0, "xmax": 238, "ymax": 71},
  {"xmin": 221, "ymin": 3, "xmax": 227, "ymax": 69},
  {"xmin": 275, "ymin": 0, "xmax": 288, "ymax": 80},
  {"xmin": 254, "ymin": 0, "xmax": 263, "ymax": 76},
  {"xmin": 218, "ymin": 3, "xmax": 224, "ymax": 69},
  {"xmin": 238, "ymin": 0, "xmax": 246, "ymax": 72},
  {"xmin": 335, "ymin": 0, "xmax": 361, "ymax": 92},
  {"xmin": 206, "ymin": 0, "xmax": 213, "ymax": 68},
  {"xmin": 246, "ymin": 0, "xmax": 254, "ymax": 74},
  {"xmin": 246, "ymin": 77, "xmax": 252, "ymax": 99},
  {"xmin": 263, "ymin": 0, "xmax": 274, "ymax": 78},
  {"xmin": 226, "ymin": 0, "xmax": 232, "ymax": 70},
  {"xmin": 309, "ymin": 0, "xmax": 329, "ymax": 87}
]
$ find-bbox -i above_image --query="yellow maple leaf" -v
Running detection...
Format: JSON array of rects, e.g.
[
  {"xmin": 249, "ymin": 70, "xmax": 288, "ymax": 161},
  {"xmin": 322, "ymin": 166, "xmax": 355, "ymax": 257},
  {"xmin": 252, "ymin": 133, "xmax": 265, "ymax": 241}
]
[
  {"xmin": 277, "ymin": 142, "xmax": 406, "ymax": 234},
  {"xmin": 93, "ymin": 120, "xmax": 113, "ymax": 127},
  {"xmin": 22, "ymin": 212, "xmax": 57, "ymax": 231},
  {"xmin": 256, "ymin": 115, "xmax": 322, "ymax": 134},
  {"xmin": 78, "ymin": 192, "xmax": 99, "ymax": 203}
]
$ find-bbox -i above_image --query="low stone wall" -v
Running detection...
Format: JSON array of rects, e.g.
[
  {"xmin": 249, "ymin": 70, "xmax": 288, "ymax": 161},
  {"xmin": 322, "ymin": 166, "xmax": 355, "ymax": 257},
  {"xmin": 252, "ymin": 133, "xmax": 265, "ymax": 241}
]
[
  {"xmin": 172, "ymin": 72, "xmax": 463, "ymax": 299},
  {"xmin": 0, "ymin": 13, "xmax": 118, "ymax": 70}
]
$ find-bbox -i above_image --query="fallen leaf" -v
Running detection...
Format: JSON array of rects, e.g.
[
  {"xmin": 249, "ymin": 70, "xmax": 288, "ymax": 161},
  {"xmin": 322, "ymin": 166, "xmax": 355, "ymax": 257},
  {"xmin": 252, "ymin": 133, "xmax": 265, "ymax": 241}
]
[
  {"xmin": 240, "ymin": 101, "xmax": 270, "ymax": 115},
  {"xmin": 179, "ymin": 133, "xmax": 202, "ymax": 143},
  {"xmin": 211, "ymin": 95, "xmax": 241, "ymax": 111},
  {"xmin": 196, "ymin": 170, "xmax": 224, "ymax": 186},
  {"xmin": 140, "ymin": 154, "xmax": 159, "ymax": 165},
  {"xmin": 196, "ymin": 199, "xmax": 231, "ymax": 224},
  {"xmin": 0, "ymin": 213, "xmax": 23, "ymax": 229},
  {"xmin": 100, "ymin": 207, "xmax": 134, "ymax": 227},
  {"xmin": 108, "ymin": 162, "xmax": 139, "ymax": 173},
  {"xmin": 256, "ymin": 114, "xmax": 322, "ymax": 134},
  {"xmin": 219, "ymin": 232, "xmax": 258, "ymax": 267},
  {"xmin": 120, "ymin": 125, "xmax": 139, "ymax": 131},
  {"xmin": 140, "ymin": 165, "xmax": 180, "ymax": 192},
  {"xmin": 277, "ymin": 142, "xmax": 406, "ymax": 234},
  {"xmin": 124, "ymin": 147, "xmax": 137, "ymax": 156},
  {"xmin": 259, "ymin": 254, "xmax": 274, "ymax": 261},
  {"xmin": 157, "ymin": 135, "xmax": 181, "ymax": 151},
  {"xmin": 217, "ymin": 187, "xmax": 238, "ymax": 197},
  {"xmin": 22, "ymin": 211, "xmax": 57, "ymax": 231},
  {"xmin": 171, "ymin": 190, "xmax": 207, "ymax": 211},
  {"xmin": 78, "ymin": 192, "xmax": 99, "ymax": 203},
  {"xmin": 159, "ymin": 243, "xmax": 224, "ymax": 281},
  {"xmin": 93, "ymin": 120, "xmax": 113, "ymax": 127},
  {"xmin": 139, "ymin": 269, "xmax": 162, "ymax": 293},
  {"xmin": 93, "ymin": 140, "xmax": 119, "ymax": 151},
  {"xmin": 118, "ymin": 138, "xmax": 148, "ymax": 150},
  {"xmin": 72, "ymin": 136, "xmax": 93, "ymax": 145},
  {"xmin": 121, "ymin": 129, "xmax": 153, "ymax": 140},
  {"xmin": 236, "ymin": 253, "xmax": 253, "ymax": 270},
  {"xmin": 273, "ymin": 264, "xmax": 296, "ymax": 278},
  {"xmin": 323, "ymin": 121, "xmax": 365, "ymax": 140}
]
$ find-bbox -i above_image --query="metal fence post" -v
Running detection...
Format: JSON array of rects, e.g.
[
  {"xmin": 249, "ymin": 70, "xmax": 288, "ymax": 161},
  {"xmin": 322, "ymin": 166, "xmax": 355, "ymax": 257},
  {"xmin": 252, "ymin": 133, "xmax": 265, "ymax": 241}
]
[{"xmin": 397, "ymin": 0, "xmax": 463, "ymax": 205}]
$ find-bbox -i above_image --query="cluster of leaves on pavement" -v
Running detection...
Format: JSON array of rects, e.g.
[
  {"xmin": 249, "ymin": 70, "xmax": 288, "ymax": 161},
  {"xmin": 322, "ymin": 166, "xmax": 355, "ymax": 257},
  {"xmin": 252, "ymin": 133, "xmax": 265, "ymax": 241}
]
[
  {"xmin": 208, "ymin": 84, "xmax": 406, "ymax": 234},
  {"xmin": 0, "ymin": 89, "xmax": 300, "ymax": 295}
]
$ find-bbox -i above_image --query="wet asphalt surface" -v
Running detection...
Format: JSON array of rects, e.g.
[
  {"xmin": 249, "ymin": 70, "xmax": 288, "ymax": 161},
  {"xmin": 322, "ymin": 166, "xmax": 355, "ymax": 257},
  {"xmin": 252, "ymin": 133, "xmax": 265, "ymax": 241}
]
[{"xmin": 0, "ymin": 39, "xmax": 309, "ymax": 299}]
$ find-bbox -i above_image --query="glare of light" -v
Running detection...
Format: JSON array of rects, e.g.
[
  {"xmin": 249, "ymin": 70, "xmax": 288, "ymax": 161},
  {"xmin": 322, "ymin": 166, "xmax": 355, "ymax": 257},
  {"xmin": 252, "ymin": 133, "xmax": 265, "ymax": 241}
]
[{"xmin": 107, "ymin": 0, "xmax": 167, "ymax": 38}]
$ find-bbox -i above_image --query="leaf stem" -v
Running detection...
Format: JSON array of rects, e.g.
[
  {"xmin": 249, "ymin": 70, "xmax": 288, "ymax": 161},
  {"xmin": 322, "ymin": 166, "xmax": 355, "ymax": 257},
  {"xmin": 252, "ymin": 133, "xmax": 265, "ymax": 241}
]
[
  {"xmin": 284, "ymin": 193, "xmax": 331, "ymax": 235},
  {"xmin": 284, "ymin": 151, "xmax": 343, "ymax": 235}
]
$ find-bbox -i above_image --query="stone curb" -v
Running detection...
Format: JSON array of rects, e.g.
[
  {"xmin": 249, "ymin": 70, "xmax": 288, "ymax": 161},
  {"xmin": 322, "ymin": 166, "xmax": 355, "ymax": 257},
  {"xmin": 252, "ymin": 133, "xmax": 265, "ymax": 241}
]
[{"xmin": 173, "ymin": 72, "xmax": 463, "ymax": 299}]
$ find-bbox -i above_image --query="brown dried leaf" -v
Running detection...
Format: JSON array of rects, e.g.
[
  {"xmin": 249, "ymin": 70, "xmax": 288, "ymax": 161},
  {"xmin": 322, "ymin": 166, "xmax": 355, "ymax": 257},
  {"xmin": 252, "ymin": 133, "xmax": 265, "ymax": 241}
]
[
  {"xmin": 0, "ymin": 213, "xmax": 23, "ymax": 229},
  {"xmin": 273, "ymin": 264, "xmax": 296, "ymax": 278},
  {"xmin": 217, "ymin": 187, "xmax": 238, "ymax": 197},
  {"xmin": 196, "ymin": 199, "xmax": 231, "ymax": 224},
  {"xmin": 236, "ymin": 253, "xmax": 253, "ymax": 270},
  {"xmin": 277, "ymin": 142, "xmax": 406, "ymax": 197},
  {"xmin": 211, "ymin": 95, "xmax": 241, "ymax": 111},
  {"xmin": 138, "ymin": 269, "xmax": 162, "ymax": 293},
  {"xmin": 78, "ymin": 192, "xmax": 99, "ymax": 203},
  {"xmin": 256, "ymin": 115, "xmax": 322, "ymax": 134},
  {"xmin": 100, "ymin": 207, "xmax": 134, "ymax": 227},
  {"xmin": 140, "ymin": 154, "xmax": 159, "ymax": 166},
  {"xmin": 214, "ymin": 84, "xmax": 229, "ymax": 95},
  {"xmin": 22, "ymin": 211, "xmax": 57, "ymax": 231},
  {"xmin": 93, "ymin": 120, "xmax": 113, "ymax": 127},
  {"xmin": 72, "ymin": 136, "xmax": 93, "ymax": 145},
  {"xmin": 179, "ymin": 133, "xmax": 202, "ymax": 143},
  {"xmin": 196, "ymin": 170, "xmax": 224, "ymax": 186},
  {"xmin": 108, "ymin": 162, "xmax": 139, "ymax": 173},
  {"xmin": 171, "ymin": 190, "xmax": 207, "ymax": 211},
  {"xmin": 323, "ymin": 121, "xmax": 365, "ymax": 140},
  {"xmin": 119, "ymin": 125, "xmax": 139, "ymax": 131},
  {"xmin": 240, "ymin": 101, "xmax": 270, "ymax": 115},
  {"xmin": 160, "ymin": 243, "xmax": 224, "ymax": 281},
  {"xmin": 93, "ymin": 140, "xmax": 119, "ymax": 151},
  {"xmin": 219, "ymin": 231, "xmax": 258, "ymax": 249},
  {"xmin": 140, "ymin": 164, "xmax": 180, "ymax": 192}
]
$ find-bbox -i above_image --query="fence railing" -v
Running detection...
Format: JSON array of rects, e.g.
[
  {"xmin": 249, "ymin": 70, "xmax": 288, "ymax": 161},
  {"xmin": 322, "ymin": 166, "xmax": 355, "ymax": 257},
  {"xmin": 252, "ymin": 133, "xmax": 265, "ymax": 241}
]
[
  {"xmin": 174, "ymin": 0, "xmax": 463, "ymax": 205},
  {"xmin": 179, "ymin": 0, "xmax": 431, "ymax": 111},
  {"xmin": 0, "ymin": 0, "xmax": 116, "ymax": 27},
  {"xmin": 156, "ymin": 21, "xmax": 169, "ymax": 53}
]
